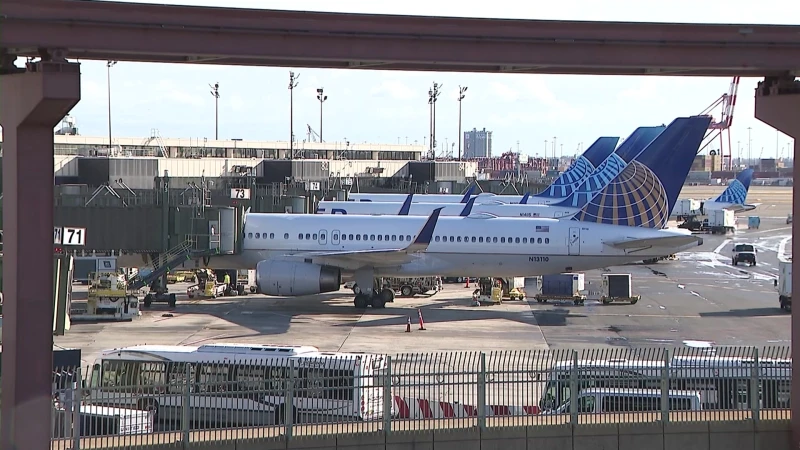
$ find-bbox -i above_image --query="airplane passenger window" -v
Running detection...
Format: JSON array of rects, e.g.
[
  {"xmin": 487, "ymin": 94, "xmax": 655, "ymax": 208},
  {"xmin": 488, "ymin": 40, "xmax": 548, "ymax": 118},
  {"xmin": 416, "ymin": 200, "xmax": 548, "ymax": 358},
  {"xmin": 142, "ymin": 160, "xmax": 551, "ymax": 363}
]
[
  {"xmin": 248, "ymin": 233, "xmax": 253, "ymax": 238},
  {"xmin": 515, "ymin": 237, "xmax": 520, "ymax": 244},
  {"xmin": 406, "ymin": 235, "xmax": 411, "ymax": 241},
  {"xmin": 523, "ymin": 238, "xmax": 528, "ymax": 243},
  {"xmin": 385, "ymin": 235, "xmax": 389, "ymax": 241},
  {"xmin": 378, "ymin": 235, "xmax": 383, "ymax": 241},
  {"xmin": 363, "ymin": 234, "xmax": 368, "ymax": 240},
  {"xmin": 464, "ymin": 236, "xmax": 469, "ymax": 242},
  {"xmin": 449, "ymin": 236, "xmax": 455, "ymax": 242},
  {"xmin": 392, "ymin": 235, "xmax": 397, "ymax": 241},
  {"xmin": 313, "ymin": 234, "xmax": 318, "ymax": 240},
  {"xmin": 501, "ymin": 237, "xmax": 506, "ymax": 243},
  {"xmin": 321, "ymin": 233, "xmax": 326, "ymax": 240},
  {"xmin": 507, "ymin": 237, "xmax": 512, "ymax": 243},
  {"xmin": 471, "ymin": 237, "xmax": 476, "ymax": 243},
  {"xmin": 298, "ymin": 233, "xmax": 304, "ymax": 239},
  {"xmin": 270, "ymin": 233, "xmax": 275, "ymax": 239},
  {"xmin": 545, "ymin": 238, "xmax": 550, "ymax": 244},
  {"xmin": 255, "ymin": 233, "xmax": 260, "ymax": 239},
  {"xmin": 399, "ymin": 235, "xmax": 404, "ymax": 241},
  {"xmin": 479, "ymin": 237, "xmax": 484, "ymax": 243},
  {"xmin": 332, "ymin": 233, "xmax": 338, "ymax": 240},
  {"xmin": 435, "ymin": 236, "xmax": 440, "ymax": 242},
  {"xmin": 370, "ymin": 235, "xmax": 375, "ymax": 241},
  {"xmin": 457, "ymin": 236, "xmax": 462, "ymax": 242},
  {"xmin": 493, "ymin": 237, "xmax": 498, "ymax": 243},
  {"xmin": 305, "ymin": 233, "xmax": 311, "ymax": 240},
  {"xmin": 349, "ymin": 234, "xmax": 354, "ymax": 240},
  {"xmin": 537, "ymin": 238, "xmax": 542, "ymax": 244},
  {"xmin": 284, "ymin": 233, "xmax": 289, "ymax": 239},
  {"xmin": 356, "ymin": 235, "xmax": 361, "ymax": 241}
]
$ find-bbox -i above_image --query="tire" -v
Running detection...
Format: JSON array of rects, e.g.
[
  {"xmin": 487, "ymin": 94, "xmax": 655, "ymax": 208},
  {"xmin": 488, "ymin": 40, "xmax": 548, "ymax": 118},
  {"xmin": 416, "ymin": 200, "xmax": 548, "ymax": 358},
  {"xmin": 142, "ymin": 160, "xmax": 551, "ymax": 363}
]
[
  {"xmin": 601, "ymin": 297, "xmax": 611, "ymax": 305},
  {"xmin": 400, "ymin": 286, "xmax": 413, "ymax": 297},
  {"xmin": 381, "ymin": 288, "xmax": 395, "ymax": 304},
  {"xmin": 168, "ymin": 294, "xmax": 177, "ymax": 308},
  {"xmin": 237, "ymin": 285, "xmax": 246, "ymax": 296},
  {"xmin": 630, "ymin": 298, "xmax": 639, "ymax": 305},
  {"xmin": 354, "ymin": 294, "xmax": 369, "ymax": 309},
  {"xmin": 371, "ymin": 294, "xmax": 387, "ymax": 309},
  {"xmin": 732, "ymin": 259, "xmax": 737, "ymax": 266}
]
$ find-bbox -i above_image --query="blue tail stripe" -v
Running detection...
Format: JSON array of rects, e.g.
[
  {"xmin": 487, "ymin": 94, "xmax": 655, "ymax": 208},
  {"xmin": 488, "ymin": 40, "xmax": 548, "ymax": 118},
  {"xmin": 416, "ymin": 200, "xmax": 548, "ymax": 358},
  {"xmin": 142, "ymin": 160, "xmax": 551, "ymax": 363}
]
[
  {"xmin": 460, "ymin": 196, "xmax": 477, "ymax": 216},
  {"xmin": 714, "ymin": 168, "xmax": 754, "ymax": 204},
  {"xmin": 571, "ymin": 116, "xmax": 712, "ymax": 229},
  {"xmin": 534, "ymin": 136, "xmax": 619, "ymax": 199},
  {"xmin": 459, "ymin": 185, "xmax": 476, "ymax": 203},
  {"xmin": 398, "ymin": 193, "xmax": 414, "ymax": 215}
]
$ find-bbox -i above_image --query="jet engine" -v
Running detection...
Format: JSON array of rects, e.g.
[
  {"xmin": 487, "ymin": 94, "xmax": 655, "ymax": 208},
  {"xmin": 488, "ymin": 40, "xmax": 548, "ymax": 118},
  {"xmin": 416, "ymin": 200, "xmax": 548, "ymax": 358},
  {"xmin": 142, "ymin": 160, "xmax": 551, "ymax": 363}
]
[{"xmin": 255, "ymin": 260, "xmax": 341, "ymax": 296}]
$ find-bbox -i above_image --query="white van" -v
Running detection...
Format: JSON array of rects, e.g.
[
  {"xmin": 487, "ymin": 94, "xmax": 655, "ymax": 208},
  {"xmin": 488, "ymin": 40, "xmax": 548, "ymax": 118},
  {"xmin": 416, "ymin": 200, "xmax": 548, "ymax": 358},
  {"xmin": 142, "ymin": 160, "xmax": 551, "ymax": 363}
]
[{"xmin": 549, "ymin": 388, "xmax": 702, "ymax": 414}]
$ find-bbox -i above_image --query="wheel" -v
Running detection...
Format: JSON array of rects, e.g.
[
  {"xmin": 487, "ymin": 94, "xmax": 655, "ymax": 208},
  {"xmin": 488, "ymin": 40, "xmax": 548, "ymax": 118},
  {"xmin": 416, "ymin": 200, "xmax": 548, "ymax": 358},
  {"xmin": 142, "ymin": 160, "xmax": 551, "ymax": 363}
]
[
  {"xmin": 371, "ymin": 294, "xmax": 387, "ymax": 309},
  {"xmin": 400, "ymin": 285, "xmax": 413, "ymax": 297},
  {"xmin": 168, "ymin": 294, "xmax": 177, "ymax": 308},
  {"xmin": 354, "ymin": 294, "xmax": 369, "ymax": 309},
  {"xmin": 732, "ymin": 258, "xmax": 737, "ymax": 266},
  {"xmin": 237, "ymin": 285, "xmax": 246, "ymax": 296},
  {"xmin": 137, "ymin": 399, "xmax": 160, "ymax": 422},
  {"xmin": 752, "ymin": 260, "xmax": 757, "ymax": 266},
  {"xmin": 630, "ymin": 297, "xmax": 639, "ymax": 305},
  {"xmin": 601, "ymin": 297, "xmax": 611, "ymax": 305},
  {"xmin": 380, "ymin": 288, "xmax": 395, "ymax": 303},
  {"xmin": 143, "ymin": 294, "xmax": 153, "ymax": 308}
]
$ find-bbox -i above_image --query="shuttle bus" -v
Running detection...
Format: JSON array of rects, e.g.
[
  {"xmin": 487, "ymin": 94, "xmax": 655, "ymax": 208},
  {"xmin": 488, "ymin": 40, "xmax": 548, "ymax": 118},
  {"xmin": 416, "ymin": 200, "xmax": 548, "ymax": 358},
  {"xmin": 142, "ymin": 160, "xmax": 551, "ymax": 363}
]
[
  {"xmin": 538, "ymin": 354, "xmax": 791, "ymax": 412},
  {"xmin": 85, "ymin": 343, "xmax": 390, "ymax": 426}
]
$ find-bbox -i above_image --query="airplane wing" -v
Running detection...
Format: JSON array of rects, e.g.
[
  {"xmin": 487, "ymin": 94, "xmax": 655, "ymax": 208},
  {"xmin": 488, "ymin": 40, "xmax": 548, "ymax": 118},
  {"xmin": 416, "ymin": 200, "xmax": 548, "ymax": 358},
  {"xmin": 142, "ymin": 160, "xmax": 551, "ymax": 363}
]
[
  {"xmin": 724, "ymin": 203, "xmax": 760, "ymax": 212},
  {"xmin": 606, "ymin": 234, "xmax": 701, "ymax": 250},
  {"xmin": 280, "ymin": 208, "xmax": 443, "ymax": 270}
]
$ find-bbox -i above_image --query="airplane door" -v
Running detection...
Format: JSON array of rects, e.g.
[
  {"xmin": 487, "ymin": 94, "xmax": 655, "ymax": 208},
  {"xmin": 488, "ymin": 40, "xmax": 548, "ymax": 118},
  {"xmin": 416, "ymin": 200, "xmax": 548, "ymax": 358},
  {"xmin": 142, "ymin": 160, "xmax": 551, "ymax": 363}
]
[
  {"xmin": 568, "ymin": 227, "xmax": 581, "ymax": 255},
  {"xmin": 332, "ymin": 229, "xmax": 341, "ymax": 245},
  {"xmin": 318, "ymin": 229, "xmax": 328, "ymax": 246}
]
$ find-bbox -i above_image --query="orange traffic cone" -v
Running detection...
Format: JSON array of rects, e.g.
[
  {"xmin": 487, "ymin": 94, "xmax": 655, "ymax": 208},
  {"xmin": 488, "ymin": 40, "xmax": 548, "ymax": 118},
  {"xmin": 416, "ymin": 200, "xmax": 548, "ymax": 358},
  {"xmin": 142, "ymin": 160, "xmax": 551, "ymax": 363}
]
[
  {"xmin": 405, "ymin": 316, "xmax": 411, "ymax": 333},
  {"xmin": 417, "ymin": 309, "xmax": 426, "ymax": 331}
]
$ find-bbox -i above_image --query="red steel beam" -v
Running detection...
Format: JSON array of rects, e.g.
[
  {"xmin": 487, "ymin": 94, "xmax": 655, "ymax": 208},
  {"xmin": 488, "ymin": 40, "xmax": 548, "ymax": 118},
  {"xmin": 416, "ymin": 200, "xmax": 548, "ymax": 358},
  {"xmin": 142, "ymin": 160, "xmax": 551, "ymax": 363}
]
[{"xmin": 1, "ymin": 1, "xmax": 799, "ymax": 76}]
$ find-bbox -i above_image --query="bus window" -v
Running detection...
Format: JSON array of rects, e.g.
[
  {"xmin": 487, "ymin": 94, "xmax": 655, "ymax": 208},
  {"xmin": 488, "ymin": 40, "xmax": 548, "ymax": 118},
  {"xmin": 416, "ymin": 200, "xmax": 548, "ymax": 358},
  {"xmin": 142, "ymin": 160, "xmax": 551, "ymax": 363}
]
[{"xmin": 89, "ymin": 363, "xmax": 101, "ymax": 388}]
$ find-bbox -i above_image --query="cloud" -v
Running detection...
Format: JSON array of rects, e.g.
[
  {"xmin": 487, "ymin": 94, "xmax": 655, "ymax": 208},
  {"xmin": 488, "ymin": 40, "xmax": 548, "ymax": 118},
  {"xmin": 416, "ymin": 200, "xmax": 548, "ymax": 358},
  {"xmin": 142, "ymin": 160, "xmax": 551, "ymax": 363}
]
[
  {"xmin": 369, "ymin": 80, "xmax": 417, "ymax": 100},
  {"xmin": 489, "ymin": 82, "xmax": 520, "ymax": 102}
]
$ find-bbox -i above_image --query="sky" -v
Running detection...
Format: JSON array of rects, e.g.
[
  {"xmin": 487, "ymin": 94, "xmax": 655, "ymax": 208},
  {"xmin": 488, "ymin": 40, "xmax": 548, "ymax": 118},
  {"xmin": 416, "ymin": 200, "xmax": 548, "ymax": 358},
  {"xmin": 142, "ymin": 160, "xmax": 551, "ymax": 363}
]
[{"xmin": 42, "ymin": 0, "xmax": 798, "ymax": 160}]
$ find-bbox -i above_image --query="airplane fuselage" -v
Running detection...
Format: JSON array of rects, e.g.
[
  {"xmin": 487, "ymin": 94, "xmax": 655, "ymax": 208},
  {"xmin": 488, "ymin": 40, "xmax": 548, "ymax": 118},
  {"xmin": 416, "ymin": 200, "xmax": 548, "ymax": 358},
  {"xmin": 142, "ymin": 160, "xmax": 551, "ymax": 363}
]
[
  {"xmin": 183, "ymin": 213, "xmax": 701, "ymax": 277},
  {"xmin": 316, "ymin": 200, "xmax": 578, "ymax": 218}
]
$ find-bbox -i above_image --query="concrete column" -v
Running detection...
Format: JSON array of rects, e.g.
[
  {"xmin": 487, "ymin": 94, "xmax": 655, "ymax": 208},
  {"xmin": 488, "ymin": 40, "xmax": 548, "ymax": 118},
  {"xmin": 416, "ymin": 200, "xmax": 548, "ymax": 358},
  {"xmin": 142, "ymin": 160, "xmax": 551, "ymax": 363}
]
[
  {"xmin": 0, "ymin": 58, "xmax": 81, "ymax": 450},
  {"xmin": 754, "ymin": 75, "xmax": 800, "ymax": 448}
]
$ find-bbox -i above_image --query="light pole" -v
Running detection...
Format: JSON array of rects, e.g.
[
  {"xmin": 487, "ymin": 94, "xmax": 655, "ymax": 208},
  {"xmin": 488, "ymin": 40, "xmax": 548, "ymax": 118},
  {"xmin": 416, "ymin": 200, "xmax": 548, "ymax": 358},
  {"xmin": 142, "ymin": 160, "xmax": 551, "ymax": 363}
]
[
  {"xmin": 428, "ymin": 82, "xmax": 442, "ymax": 159},
  {"xmin": 316, "ymin": 88, "xmax": 327, "ymax": 142},
  {"xmin": 209, "ymin": 82, "xmax": 220, "ymax": 140},
  {"xmin": 747, "ymin": 126, "xmax": 752, "ymax": 167},
  {"xmin": 288, "ymin": 71, "xmax": 300, "ymax": 157},
  {"xmin": 106, "ymin": 60, "xmax": 117, "ymax": 149},
  {"xmin": 457, "ymin": 86, "xmax": 467, "ymax": 160}
]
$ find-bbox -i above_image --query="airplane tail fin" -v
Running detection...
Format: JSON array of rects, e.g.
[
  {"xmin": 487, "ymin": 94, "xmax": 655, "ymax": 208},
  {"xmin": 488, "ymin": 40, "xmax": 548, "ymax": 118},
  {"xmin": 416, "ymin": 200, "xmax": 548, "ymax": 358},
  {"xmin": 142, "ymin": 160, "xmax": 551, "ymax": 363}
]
[
  {"xmin": 459, "ymin": 185, "xmax": 476, "ymax": 203},
  {"xmin": 534, "ymin": 136, "xmax": 619, "ymax": 198},
  {"xmin": 519, "ymin": 193, "xmax": 530, "ymax": 204},
  {"xmin": 460, "ymin": 196, "xmax": 477, "ymax": 216},
  {"xmin": 552, "ymin": 126, "xmax": 666, "ymax": 209},
  {"xmin": 713, "ymin": 168, "xmax": 754, "ymax": 204},
  {"xmin": 398, "ymin": 194, "xmax": 414, "ymax": 215},
  {"xmin": 571, "ymin": 116, "xmax": 712, "ymax": 228}
]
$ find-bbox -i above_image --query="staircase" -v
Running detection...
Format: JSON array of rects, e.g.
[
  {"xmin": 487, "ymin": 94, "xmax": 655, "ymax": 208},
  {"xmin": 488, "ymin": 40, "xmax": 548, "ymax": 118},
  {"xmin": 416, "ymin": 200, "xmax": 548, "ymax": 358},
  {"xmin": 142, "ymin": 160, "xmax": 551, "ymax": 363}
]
[{"xmin": 127, "ymin": 240, "xmax": 197, "ymax": 290}]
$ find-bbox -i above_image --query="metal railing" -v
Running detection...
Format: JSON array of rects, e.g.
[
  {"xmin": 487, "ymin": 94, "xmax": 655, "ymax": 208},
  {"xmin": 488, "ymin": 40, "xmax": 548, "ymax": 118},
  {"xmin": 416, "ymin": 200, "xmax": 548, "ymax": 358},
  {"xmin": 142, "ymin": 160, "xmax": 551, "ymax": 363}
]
[{"xmin": 50, "ymin": 345, "xmax": 791, "ymax": 449}]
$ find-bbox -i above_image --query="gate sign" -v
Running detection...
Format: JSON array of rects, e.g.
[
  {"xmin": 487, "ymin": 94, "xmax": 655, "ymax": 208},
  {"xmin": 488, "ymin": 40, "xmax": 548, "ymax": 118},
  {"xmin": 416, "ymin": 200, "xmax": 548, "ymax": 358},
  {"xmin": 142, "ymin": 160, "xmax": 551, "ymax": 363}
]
[
  {"xmin": 54, "ymin": 227, "xmax": 63, "ymax": 245},
  {"xmin": 230, "ymin": 188, "xmax": 251, "ymax": 200},
  {"xmin": 62, "ymin": 227, "xmax": 86, "ymax": 246}
]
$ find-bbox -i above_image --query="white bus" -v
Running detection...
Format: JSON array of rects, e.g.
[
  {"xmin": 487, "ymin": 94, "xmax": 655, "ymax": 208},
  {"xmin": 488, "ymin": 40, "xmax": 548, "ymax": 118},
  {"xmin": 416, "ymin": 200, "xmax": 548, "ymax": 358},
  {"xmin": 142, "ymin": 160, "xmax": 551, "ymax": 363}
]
[
  {"xmin": 85, "ymin": 343, "xmax": 391, "ymax": 427},
  {"xmin": 538, "ymin": 355, "xmax": 791, "ymax": 412}
]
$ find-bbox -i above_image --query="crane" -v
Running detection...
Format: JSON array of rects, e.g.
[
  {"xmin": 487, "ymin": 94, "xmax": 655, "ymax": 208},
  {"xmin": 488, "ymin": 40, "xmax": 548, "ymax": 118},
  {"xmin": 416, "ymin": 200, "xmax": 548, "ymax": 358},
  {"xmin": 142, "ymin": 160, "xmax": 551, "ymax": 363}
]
[
  {"xmin": 698, "ymin": 76, "xmax": 740, "ymax": 171},
  {"xmin": 306, "ymin": 124, "xmax": 321, "ymax": 143}
]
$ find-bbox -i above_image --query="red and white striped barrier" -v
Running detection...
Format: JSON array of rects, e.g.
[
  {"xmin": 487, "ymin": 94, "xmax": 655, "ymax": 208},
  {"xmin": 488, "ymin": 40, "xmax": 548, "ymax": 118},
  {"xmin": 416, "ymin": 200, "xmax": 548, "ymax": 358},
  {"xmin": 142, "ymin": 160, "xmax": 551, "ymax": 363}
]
[{"xmin": 393, "ymin": 395, "xmax": 540, "ymax": 419}]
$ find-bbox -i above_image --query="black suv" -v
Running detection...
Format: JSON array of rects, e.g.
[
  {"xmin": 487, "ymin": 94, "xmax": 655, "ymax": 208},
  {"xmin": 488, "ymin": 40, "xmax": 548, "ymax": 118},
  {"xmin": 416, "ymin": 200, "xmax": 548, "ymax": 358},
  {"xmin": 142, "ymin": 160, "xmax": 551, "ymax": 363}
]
[{"xmin": 732, "ymin": 243, "xmax": 757, "ymax": 266}]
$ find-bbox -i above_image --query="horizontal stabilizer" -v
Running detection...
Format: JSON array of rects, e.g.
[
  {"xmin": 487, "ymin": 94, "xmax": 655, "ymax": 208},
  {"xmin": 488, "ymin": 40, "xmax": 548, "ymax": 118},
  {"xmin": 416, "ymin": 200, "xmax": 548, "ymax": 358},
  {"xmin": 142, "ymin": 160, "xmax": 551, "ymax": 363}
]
[{"xmin": 607, "ymin": 234, "xmax": 701, "ymax": 249}]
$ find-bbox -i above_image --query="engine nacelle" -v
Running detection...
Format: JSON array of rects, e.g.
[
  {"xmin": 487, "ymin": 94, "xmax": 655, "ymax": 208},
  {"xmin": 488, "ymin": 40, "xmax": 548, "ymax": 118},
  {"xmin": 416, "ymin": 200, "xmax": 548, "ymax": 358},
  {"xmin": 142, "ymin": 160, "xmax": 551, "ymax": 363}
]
[{"xmin": 256, "ymin": 260, "xmax": 341, "ymax": 296}]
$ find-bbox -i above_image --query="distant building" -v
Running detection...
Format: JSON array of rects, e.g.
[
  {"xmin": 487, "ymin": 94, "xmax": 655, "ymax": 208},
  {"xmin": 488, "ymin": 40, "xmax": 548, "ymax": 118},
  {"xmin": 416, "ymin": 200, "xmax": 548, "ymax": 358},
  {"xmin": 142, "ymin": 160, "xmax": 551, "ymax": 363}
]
[{"xmin": 463, "ymin": 128, "xmax": 492, "ymax": 159}]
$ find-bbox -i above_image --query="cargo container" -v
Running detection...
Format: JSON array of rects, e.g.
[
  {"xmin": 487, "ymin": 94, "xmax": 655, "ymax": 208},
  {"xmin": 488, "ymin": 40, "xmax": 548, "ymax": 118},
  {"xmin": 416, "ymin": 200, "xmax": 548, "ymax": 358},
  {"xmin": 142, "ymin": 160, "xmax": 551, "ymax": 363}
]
[
  {"xmin": 673, "ymin": 199, "xmax": 702, "ymax": 219},
  {"xmin": 600, "ymin": 274, "xmax": 640, "ymax": 305},
  {"xmin": 532, "ymin": 273, "xmax": 587, "ymax": 306}
]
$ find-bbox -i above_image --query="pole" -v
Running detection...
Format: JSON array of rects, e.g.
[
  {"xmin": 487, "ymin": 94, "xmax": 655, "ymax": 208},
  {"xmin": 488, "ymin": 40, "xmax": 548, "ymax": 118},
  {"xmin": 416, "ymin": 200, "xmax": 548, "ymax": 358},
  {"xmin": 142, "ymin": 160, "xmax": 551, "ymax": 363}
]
[
  {"xmin": 209, "ymin": 82, "xmax": 220, "ymax": 140},
  {"xmin": 319, "ymin": 99, "xmax": 323, "ymax": 142},
  {"xmin": 106, "ymin": 61, "xmax": 116, "ymax": 149},
  {"xmin": 288, "ymin": 72, "xmax": 300, "ymax": 158},
  {"xmin": 458, "ymin": 99, "xmax": 462, "ymax": 160}
]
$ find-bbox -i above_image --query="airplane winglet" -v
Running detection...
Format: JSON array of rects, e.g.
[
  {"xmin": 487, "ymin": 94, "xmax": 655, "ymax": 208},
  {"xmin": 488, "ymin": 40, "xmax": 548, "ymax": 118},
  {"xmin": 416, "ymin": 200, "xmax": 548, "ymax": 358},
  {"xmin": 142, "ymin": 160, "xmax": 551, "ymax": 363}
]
[
  {"xmin": 398, "ymin": 193, "xmax": 414, "ymax": 215},
  {"xmin": 519, "ymin": 193, "xmax": 530, "ymax": 204},
  {"xmin": 459, "ymin": 185, "xmax": 476, "ymax": 203},
  {"xmin": 405, "ymin": 207, "xmax": 444, "ymax": 253},
  {"xmin": 460, "ymin": 196, "xmax": 477, "ymax": 216}
]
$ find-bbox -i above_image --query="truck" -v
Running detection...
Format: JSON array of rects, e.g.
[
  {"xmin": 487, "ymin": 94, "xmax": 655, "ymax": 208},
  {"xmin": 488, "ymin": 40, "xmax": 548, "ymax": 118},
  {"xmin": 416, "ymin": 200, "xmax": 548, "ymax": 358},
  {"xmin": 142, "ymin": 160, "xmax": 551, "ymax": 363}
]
[
  {"xmin": 707, "ymin": 209, "xmax": 736, "ymax": 234},
  {"xmin": 672, "ymin": 199, "xmax": 702, "ymax": 220},
  {"xmin": 72, "ymin": 256, "xmax": 118, "ymax": 284},
  {"xmin": 776, "ymin": 259, "xmax": 791, "ymax": 312},
  {"xmin": 531, "ymin": 273, "xmax": 587, "ymax": 306},
  {"xmin": 731, "ymin": 243, "xmax": 757, "ymax": 266}
]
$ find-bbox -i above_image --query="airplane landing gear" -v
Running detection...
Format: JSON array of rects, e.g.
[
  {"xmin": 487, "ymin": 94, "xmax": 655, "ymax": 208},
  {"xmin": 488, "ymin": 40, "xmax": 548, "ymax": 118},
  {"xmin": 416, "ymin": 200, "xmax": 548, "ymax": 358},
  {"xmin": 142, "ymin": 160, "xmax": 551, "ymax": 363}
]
[
  {"xmin": 354, "ymin": 288, "xmax": 394, "ymax": 309},
  {"xmin": 354, "ymin": 293, "xmax": 370, "ymax": 309}
]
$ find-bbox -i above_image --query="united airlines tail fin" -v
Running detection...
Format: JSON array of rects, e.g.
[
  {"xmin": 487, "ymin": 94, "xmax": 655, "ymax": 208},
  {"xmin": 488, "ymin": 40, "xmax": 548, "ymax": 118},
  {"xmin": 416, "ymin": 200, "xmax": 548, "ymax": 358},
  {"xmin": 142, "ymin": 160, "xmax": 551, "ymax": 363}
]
[
  {"xmin": 398, "ymin": 194, "xmax": 414, "ymax": 215},
  {"xmin": 460, "ymin": 196, "xmax": 477, "ymax": 216},
  {"xmin": 519, "ymin": 193, "xmax": 530, "ymax": 204},
  {"xmin": 552, "ymin": 126, "xmax": 666, "ymax": 209},
  {"xmin": 533, "ymin": 136, "xmax": 619, "ymax": 199},
  {"xmin": 571, "ymin": 116, "xmax": 712, "ymax": 228},
  {"xmin": 713, "ymin": 168, "xmax": 754, "ymax": 204},
  {"xmin": 459, "ymin": 185, "xmax": 476, "ymax": 203}
]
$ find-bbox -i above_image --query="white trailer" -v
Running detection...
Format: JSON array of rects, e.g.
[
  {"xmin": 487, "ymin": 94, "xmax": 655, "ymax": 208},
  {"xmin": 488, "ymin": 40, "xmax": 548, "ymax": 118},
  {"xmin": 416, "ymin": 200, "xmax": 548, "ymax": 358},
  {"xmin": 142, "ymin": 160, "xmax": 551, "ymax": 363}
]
[
  {"xmin": 776, "ymin": 259, "xmax": 792, "ymax": 312},
  {"xmin": 707, "ymin": 209, "xmax": 736, "ymax": 234}
]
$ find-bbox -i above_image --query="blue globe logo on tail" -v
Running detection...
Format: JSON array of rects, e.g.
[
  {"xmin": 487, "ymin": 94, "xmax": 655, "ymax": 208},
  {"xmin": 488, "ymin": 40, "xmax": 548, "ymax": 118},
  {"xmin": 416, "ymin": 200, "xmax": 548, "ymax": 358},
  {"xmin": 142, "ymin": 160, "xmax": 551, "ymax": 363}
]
[
  {"xmin": 714, "ymin": 169, "xmax": 754, "ymax": 205},
  {"xmin": 561, "ymin": 154, "xmax": 628, "ymax": 208},
  {"xmin": 571, "ymin": 161, "xmax": 670, "ymax": 228},
  {"xmin": 540, "ymin": 157, "xmax": 595, "ymax": 198}
]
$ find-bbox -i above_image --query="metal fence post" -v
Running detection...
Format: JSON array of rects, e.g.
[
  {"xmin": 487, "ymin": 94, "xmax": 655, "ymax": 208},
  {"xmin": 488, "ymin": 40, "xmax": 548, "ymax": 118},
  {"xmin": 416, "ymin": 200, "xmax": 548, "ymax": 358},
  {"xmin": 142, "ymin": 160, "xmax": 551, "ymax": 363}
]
[
  {"xmin": 750, "ymin": 348, "xmax": 760, "ymax": 422},
  {"xmin": 182, "ymin": 364, "xmax": 191, "ymax": 447},
  {"xmin": 284, "ymin": 360, "xmax": 295, "ymax": 441},
  {"xmin": 570, "ymin": 351, "xmax": 578, "ymax": 426},
  {"xmin": 477, "ymin": 352, "xmax": 486, "ymax": 430},
  {"xmin": 383, "ymin": 356, "xmax": 393, "ymax": 435},
  {"xmin": 660, "ymin": 349, "xmax": 670, "ymax": 424},
  {"xmin": 72, "ymin": 366, "xmax": 82, "ymax": 450}
]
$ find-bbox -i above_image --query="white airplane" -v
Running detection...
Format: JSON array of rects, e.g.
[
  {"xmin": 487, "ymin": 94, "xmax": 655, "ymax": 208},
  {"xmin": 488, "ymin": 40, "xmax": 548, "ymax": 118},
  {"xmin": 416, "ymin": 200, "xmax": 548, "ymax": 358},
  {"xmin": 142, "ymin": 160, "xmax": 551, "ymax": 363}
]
[
  {"xmin": 190, "ymin": 123, "xmax": 705, "ymax": 309},
  {"xmin": 698, "ymin": 169, "xmax": 759, "ymax": 213},
  {"xmin": 316, "ymin": 117, "xmax": 706, "ymax": 218},
  {"xmin": 344, "ymin": 135, "xmax": 620, "ymax": 205}
]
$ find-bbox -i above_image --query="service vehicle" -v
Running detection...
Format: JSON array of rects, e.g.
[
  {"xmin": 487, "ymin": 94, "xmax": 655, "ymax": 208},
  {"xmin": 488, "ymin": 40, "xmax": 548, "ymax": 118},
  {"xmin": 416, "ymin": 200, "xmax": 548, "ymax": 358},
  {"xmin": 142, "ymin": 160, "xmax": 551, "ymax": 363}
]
[
  {"xmin": 732, "ymin": 243, "xmax": 758, "ymax": 266},
  {"xmin": 546, "ymin": 388, "xmax": 702, "ymax": 414},
  {"xmin": 84, "ymin": 343, "xmax": 391, "ymax": 426},
  {"xmin": 776, "ymin": 259, "xmax": 792, "ymax": 312}
]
